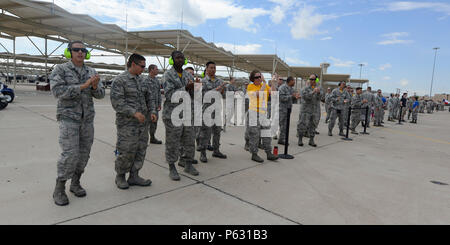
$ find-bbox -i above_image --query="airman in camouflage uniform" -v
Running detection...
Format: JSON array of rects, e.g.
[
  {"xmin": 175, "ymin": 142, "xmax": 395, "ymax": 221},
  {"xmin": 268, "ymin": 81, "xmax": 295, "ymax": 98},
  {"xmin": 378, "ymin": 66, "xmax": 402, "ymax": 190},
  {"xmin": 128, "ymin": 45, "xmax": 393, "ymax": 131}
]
[
  {"xmin": 163, "ymin": 51, "xmax": 199, "ymax": 180},
  {"xmin": 374, "ymin": 90, "xmax": 384, "ymax": 126},
  {"xmin": 388, "ymin": 94, "xmax": 395, "ymax": 121},
  {"xmin": 325, "ymin": 87, "xmax": 332, "ymax": 123},
  {"xmin": 144, "ymin": 64, "xmax": 163, "ymax": 144},
  {"xmin": 198, "ymin": 61, "xmax": 227, "ymax": 163},
  {"xmin": 245, "ymin": 70, "xmax": 278, "ymax": 162},
  {"xmin": 111, "ymin": 54, "xmax": 156, "ymax": 190},
  {"xmin": 297, "ymin": 74, "xmax": 323, "ymax": 147},
  {"xmin": 410, "ymin": 96, "xmax": 419, "ymax": 123},
  {"xmin": 278, "ymin": 77, "xmax": 299, "ymax": 145},
  {"xmin": 50, "ymin": 41, "xmax": 105, "ymax": 206},
  {"xmin": 328, "ymin": 81, "xmax": 351, "ymax": 136},
  {"xmin": 350, "ymin": 87, "xmax": 368, "ymax": 134},
  {"xmin": 407, "ymin": 96, "xmax": 413, "ymax": 120},
  {"xmin": 362, "ymin": 87, "xmax": 375, "ymax": 127}
]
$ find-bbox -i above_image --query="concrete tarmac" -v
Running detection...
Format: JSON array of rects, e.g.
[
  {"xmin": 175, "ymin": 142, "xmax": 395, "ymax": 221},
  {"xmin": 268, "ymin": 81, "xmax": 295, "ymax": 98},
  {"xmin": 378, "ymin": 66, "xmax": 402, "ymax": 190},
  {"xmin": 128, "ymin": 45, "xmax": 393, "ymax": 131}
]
[{"xmin": 1, "ymin": 85, "xmax": 449, "ymax": 224}]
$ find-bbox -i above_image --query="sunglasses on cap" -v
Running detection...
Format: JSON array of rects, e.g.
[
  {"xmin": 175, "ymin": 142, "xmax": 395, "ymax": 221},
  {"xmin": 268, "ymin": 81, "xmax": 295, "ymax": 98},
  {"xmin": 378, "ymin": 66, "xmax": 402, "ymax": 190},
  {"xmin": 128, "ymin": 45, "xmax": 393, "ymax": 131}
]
[{"xmin": 71, "ymin": 48, "xmax": 88, "ymax": 53}]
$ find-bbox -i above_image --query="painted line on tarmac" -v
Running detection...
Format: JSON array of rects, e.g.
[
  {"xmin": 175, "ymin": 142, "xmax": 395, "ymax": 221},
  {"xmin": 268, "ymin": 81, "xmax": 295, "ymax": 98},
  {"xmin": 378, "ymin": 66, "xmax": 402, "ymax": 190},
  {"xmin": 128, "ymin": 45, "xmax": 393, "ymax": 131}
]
[
  {"xmin": 94, "ymin": 135, "xmax": 301, "ymax": 225},
  {"xmin": 382, "ymin": 128, "xmax": 450, "ymax": 145},
  {"xmin": 54, "ymin": 182, "xmax": 201, "ymax": 225},
  {"xmin": 16, "ymin": 104, "xmax": 111, "ymax": 107}
]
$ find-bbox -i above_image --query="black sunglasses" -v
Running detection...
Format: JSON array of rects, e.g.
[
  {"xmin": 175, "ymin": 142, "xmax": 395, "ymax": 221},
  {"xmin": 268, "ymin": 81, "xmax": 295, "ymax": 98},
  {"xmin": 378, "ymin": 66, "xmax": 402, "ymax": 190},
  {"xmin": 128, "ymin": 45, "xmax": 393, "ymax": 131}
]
[
  {"xmin": 134, "ymin": 62, "xmax": 145, "ymax": 69},
  {"xmin": 71, "ymin": 48, "xmax": 88, "ymax": 53},
  {"xmin": 254, "ymin": 76, "xmax": 262, "ymax": 79},
  {"xmin": 309, "ymin": 78, "xmax": 316, "ymax": 81}
]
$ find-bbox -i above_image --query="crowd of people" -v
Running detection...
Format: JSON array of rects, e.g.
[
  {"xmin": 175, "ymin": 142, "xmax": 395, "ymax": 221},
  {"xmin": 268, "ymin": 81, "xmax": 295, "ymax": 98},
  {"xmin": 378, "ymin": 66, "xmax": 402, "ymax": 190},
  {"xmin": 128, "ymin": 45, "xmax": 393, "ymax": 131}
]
[{"xmin": 49, "ymin": 41, "xmax": 448, "ymax": 206}]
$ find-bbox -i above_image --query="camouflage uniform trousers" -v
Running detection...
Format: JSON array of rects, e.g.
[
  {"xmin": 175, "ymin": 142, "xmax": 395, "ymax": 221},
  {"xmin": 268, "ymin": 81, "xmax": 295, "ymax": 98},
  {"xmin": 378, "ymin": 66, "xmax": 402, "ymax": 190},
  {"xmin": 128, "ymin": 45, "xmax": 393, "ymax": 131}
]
[
  {"xmin": 198, "ymin": 124, "xmax": 222, "ymax": 151},
  {"xmin": 149, "ymin": 111, "xmax": 159, "ymax": 138},
  {"xmin": 412, "ymin": 110, "xmax": 418, "ymax": 121},
  {"xmin": 279, "ymin": 108, "xmax": 289, "ymax": 142},
  {"xmin": 314, "ymin": 105, "xmax": 321, "ymax": 127},
  {"xmin": 374, "ymin": 108, "xmax": 383, "ymax": 125},
  {"xmin": 245, "ymin": 112, "xmax": 271, "ymax": 154},
  {"xmin": 164, "ymin": 119, "xmax": 195, "ymax": 164},
  {"xmin": 350, "ymin": 110, "xmax": 362, "ymax": 131},
  {"xmin": 57, "ymin": 118, "xmax": 94, "ymax": 181},
  {"xmin": 388, "ymin": 106, "xmax": 394, "ymax": 119},
  {"xmin": 297, "ymin": 111, "xmax": 317, "ymax": 138},
  {"xmin": 341, "ymin": 106, "xmax": 350, "ymax": 128},
  {"xmin": 325, "ymin": 104, "xmax": 332, "ymax": 122},
  {"xmin": 328, "ymin": 108, "xmax": 345, "ymax": 132},
  {"xmin": 115, "ymin": 121, "xmax": 149, "ymax": 175},
  {"xmin": 367, "ymin": 107, "xmax": 373, "ymax": 124}
]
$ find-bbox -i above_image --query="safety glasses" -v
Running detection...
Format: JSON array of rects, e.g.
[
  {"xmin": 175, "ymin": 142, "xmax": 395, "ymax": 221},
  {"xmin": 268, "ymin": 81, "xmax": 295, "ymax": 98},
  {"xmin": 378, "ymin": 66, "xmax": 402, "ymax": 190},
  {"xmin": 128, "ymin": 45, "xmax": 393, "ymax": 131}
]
[{"xmin": 71, "ymin": 48, "xmax": 88, "ymax": 53}]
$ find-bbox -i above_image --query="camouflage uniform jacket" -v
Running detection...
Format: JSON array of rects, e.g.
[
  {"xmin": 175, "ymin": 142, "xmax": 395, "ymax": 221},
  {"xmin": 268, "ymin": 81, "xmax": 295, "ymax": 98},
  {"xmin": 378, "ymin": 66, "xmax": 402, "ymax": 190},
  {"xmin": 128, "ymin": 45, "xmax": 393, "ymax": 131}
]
[
  {"xmin": 330, "ymin": 87, "xmax": 351, "ymax": 110},
  {"xmin": 362, "ymin": 91, "xmax": 375, "ymax": 107},
  {"xmin": 144, "ymin": 76, "xmax": 162, "ymax": 111},
  {"xmin": 374, "ymin": 94, "xmax": 384, "ymax": 109},
  {"xmin": 201, "ymin": 75, "xmax": 224, "ymax": 111},
  {"xmin": 279, "ymin": 83, "xmax": 294, "ymax": 109},
  {"xmin": 110, "ymin": 71, "xmax": 155, "ymax": 126},
  {"xmin": 50, "ymin": 60, "xmax": 105, "ymax": 122},
  {"xmin": 351, "ymin": 93, "xmax": 368, "ymax": 112},
  {"xmin": 299, "ymin": 85, "xmax": 322, "ymax": 114},
  {"xmin": 162, "ymin": 67, "xmax": 195, "ymax": 120}
]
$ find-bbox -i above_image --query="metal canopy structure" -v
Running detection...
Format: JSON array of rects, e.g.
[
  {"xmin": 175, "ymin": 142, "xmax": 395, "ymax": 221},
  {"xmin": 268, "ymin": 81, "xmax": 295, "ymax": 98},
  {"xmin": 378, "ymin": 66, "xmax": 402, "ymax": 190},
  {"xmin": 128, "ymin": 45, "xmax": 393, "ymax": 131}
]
[
  {"xmin": 0, "ymin": 0, "xmax": 168, "ymax": 54},
  {"xmin": 349, "ymin": 79, "xmax": 369, "ymax": 84},
  {"xmin": 235, "ymin": 54, "xmax": 291, "ymax": 77},
  {"xmin": 0, "ymin": 52, "xmax": 125, "ymax": 70},
  {"xmin": 322, "ymin": 74, "xmax": 351, "ymax": 82},
  {"xmin": 0, "ymin": 0, "xmax": 368, "ymax": 89},
  {"xmin": 290, "ymin": 66, "xmax": 322, "ymax": 79}
]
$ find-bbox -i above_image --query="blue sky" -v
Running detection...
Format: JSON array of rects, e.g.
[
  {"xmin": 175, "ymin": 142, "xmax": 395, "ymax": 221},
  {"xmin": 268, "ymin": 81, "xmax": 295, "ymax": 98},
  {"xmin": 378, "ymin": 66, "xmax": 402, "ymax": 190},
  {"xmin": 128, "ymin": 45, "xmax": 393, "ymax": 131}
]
[{"xmin": 1, "ymin": 0, "xmax": 449, "ymax": 96}]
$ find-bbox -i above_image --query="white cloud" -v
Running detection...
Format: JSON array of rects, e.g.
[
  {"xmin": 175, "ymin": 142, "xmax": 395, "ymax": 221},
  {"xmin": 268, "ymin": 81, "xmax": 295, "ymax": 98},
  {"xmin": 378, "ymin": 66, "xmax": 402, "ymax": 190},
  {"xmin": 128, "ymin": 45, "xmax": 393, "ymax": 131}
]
[
  {"xmin": 271, "ymin": 6, "xmax": 285, "ymax": 24},
  {"xmin": 320, "ymin": 36, "xmax": 333, "ymax": 41},
  {"xmin": 44, "ymin": 0, "xmax": 269, "ymax": 33},
  {"xmin": 377, "ymin": 32, "xmax": 413, "ymax": 45},
  {"xmin": 290, "ymin": 5, "xmax": 334, "ymax": 40},
  {"xmin": 269, "ymin": 0, "xmax": 296, "ymax": 24},
  {"xmin": 379, "ymin": 63, "xmax": 392, "ymax": 70},
  {"xmin": 216, "ymin": 43, "xmax": 262, "ymax": 54},
  {"xmin": 328, "ymin": 56, "xmax": 355, "ymax": 67},
  {"xmin": 382, "ymin": 76, "xmax": 391, "ymax": 80},
  {"xmin": 386, "ymin": 1, "xmax": 450, "ymax": 15},
  {"xmin": 400, "ymin": 78, "xmax": 409, "ymax": 87},
  {"xmin": 285, "ymin": 57, "xmax": 310, "ymax": 66}
]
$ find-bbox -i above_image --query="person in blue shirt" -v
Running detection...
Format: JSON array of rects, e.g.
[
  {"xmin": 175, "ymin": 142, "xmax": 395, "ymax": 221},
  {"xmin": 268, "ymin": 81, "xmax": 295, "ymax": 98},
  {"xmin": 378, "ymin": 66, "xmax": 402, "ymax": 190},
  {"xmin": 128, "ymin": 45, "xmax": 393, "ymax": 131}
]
[{"xmin": 410, "ymin": 96, "xmax": 419, "ymax": 124}]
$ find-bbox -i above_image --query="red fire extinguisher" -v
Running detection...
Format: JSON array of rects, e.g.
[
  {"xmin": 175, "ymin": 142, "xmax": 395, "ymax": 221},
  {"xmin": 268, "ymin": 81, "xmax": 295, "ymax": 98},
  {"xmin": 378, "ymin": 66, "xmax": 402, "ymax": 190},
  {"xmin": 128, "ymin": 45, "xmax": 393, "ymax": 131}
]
[{"xmin": 273, "ymin": 146, "xmax": 278, "ymax": 156}]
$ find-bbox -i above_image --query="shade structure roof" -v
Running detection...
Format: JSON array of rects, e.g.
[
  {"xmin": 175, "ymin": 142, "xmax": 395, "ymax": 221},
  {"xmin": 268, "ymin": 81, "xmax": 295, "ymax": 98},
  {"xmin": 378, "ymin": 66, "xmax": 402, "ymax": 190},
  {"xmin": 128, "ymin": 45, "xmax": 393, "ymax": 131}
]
[
  {"xmin": 0, "ymin": 0, "xmax": 363, "ymax": 82},
  {"xmin": 290, "ymin": 66, "xmax": 322, "ymax": 79},
  {"xmin": 349, "ymin": 78, "xmax": 369, "ymax": 84},
  {"xmin": 0, "ymin": 0, "xmax": 167, "ymax": 54},
  {"xmin": 322, "ymin": 73, "xmax": 351, "ymax": 82},
  {"xmin": 234, "ymin": 54, "xmax": 291, "ymax": 77},
  {"xmin": 0, "ymin": 52, "xmax": 125, "ymax": 70}
]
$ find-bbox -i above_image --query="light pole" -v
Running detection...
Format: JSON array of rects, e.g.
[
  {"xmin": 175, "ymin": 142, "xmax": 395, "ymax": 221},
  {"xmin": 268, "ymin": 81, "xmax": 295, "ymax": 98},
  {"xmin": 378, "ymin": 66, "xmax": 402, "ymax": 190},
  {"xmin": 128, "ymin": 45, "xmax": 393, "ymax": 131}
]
[
  {"xmin": 430, "ymin": 47, "xmax": 440, "ymax": 98},
  {"xmin": 358, "ymin": 63, "xmax": 365, "ymax": 88}
]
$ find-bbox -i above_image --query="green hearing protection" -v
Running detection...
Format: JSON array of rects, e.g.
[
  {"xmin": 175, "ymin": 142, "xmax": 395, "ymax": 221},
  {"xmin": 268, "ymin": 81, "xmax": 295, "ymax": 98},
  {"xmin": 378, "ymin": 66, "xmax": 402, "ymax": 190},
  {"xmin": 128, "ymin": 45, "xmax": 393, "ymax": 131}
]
[
  {"xmin": 64, "ymin": 42, "xmax": 91, "ymax": 60},
  {"xmin": 314, "ymin": 74, "xmax": 319, "ymax": 83},
  {"xmin": 169, "ymin": 56, "xmax": 188, "ymax": 66},
  {"xmin": 201, "ymin": 71, "xmax": 205, "ymax": 78}
]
